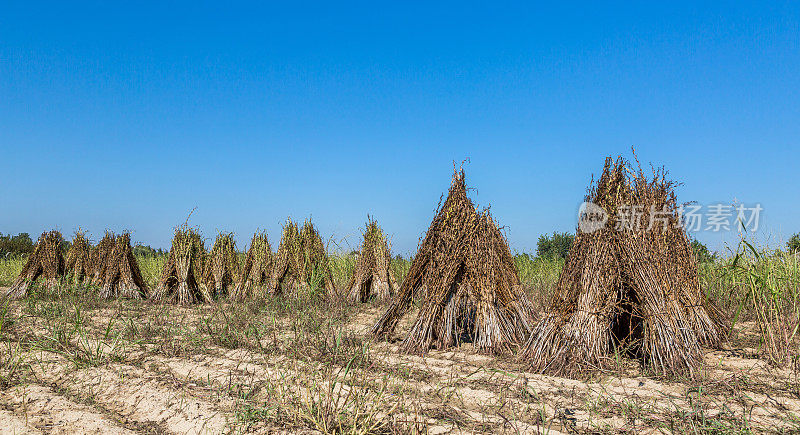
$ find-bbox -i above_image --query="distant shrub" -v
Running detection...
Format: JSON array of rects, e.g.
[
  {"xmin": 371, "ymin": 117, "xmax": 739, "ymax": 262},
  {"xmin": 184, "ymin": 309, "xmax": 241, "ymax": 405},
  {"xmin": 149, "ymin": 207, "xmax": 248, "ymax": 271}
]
[
  {"xmin": 0, "ymin": 232, "xmax": 34, "ymax": 258},
  {"xmin": 132, "ymin": 244, "xmax": 165, "ymax": 257},
  {"xmin": 690, "ymin": 239, "xmax": 716, "ymax": 263},
  {"xmin": 788, "ymin": 233, "xmax": 800, "ymax": 254},
  {"xmin": 536, "ymin": 232, "xmax": 574, "ymax": 260}
]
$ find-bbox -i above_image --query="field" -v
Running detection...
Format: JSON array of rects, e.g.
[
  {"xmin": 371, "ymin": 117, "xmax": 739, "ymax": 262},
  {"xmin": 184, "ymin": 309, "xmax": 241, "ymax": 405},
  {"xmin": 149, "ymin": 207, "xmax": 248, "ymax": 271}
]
[{"xmin": 1, "ymin": 250, "xmax": 799, "ymax": 433}]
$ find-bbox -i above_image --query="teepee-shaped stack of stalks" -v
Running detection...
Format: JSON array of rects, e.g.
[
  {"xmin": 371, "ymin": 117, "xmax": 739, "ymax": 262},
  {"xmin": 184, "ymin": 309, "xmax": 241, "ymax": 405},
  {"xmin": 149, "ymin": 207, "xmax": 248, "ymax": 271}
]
[
  {"xmin": 5, "ymin": 231, "xmax": 66, "ymax": 298},
  {"xmin": 347, "ymin": 217, "xmax": 398, "ymax": 302},
  {"xmin": 372, "ymin": 168, "xmax": 535, "ymax": 354},
  {"xmin": 268, "ymin": 220, "xmax": 304, "ymax": 294},
  {"xmin": 521, "ymin": 155, "xmax": 722, "ymax": 377},
  {"xmin": 231, "ymin": 231, "xmax": 271, "ymax": 300},
  {"xmin": 269, "ymin": 219, "xmax": 335, "ymax": 295},
  {"xmin": 91, "ymin": 231, "xmax": 116, "ymax": 286},
  {"xmin": 100, "ymin": 233, "xmax": 148, "ymax": 299},
  {"xmin": 203, "ymin": 232, "xmax": 240, "ymax": 299},
  {"xmin": 65, "ymin": 230, "xmax": 93, "ymax": 285},
  {"xmin": 151, "ymin": 227, "xmax": 210, "ymax": 304},
  {"xmin": 298, "ymin": 220, "xmax": 336, "ymax": 295}
]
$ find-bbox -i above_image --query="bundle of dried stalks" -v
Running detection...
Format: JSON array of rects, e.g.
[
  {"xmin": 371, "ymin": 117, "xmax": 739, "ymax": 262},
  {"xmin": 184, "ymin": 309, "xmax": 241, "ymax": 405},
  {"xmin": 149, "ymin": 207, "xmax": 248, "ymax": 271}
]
[
  {"xmin": 521, "ymin": 155, "xmax": 723, "ymax": 377},
  {"xmin": 231, "ymin": 231, "xmax": 270, "ymax": 300},
  {"xmin": 6, "ymin": 231, "xmax": 66, "ymax": 298},
  {"xmin": 99, "ymin": 233, "xmax": 148, "ymax": 299},
  {"xmin": 151, "ymin": 227, "xmax": 210, "ymax": 304},
  {"xmin": 372, "ymin": 168, "xmax": 535, "ymax": 353},
  {"xmin": 269, "ymin": 219, "xmax": 303, "ymax": 294},
  {"xmin": 268, "ymin": 220, "xmax": 303, "ymax": 294},
  {"xmin": 298, "ymin": 219, "xmax": 336, "ymax": 295},
  {"xmin": 90, "ymin": 231, "xmax": 116, "ymax": 286},
  {"xmin": 203, "ymin": 232, "xmax": 240, "ymax": 299},
  {"xmin": 269, "ymin": 219, "xmax": 335, "ymax": 295},
  {"xmin": 65, "ymin": 230, "xmax": 92, "ymax": 285},
  {"xmin": 347, "ymin": 217, "xmax": 398, "ymax": 302}
]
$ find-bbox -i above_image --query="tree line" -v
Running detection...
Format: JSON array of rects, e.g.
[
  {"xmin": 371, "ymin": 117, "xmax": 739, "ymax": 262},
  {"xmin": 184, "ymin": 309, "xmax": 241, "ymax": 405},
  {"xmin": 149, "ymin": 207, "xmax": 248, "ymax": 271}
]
[
  {"xmin": 0, "ymin": 232, "xmax": 165, "ymax": 258},
  {"xmin": 2, "ymin": 230, "xmax": 798, "ymax": 261}
]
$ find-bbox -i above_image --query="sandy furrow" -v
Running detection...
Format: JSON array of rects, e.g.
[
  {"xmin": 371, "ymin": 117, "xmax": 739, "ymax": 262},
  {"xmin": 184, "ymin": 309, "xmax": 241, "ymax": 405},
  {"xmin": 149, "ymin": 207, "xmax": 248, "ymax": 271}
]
[
  {"xmin": 22, "ymin": 306, "xmax": 768, "ymax": 432},
  {"xmin": 57, "ymin": 307, "xmax": 544, "ymax": 432},
  {"xmin": 367, "ymin": 342, "xmax": 800, "ymax": 431},
  {"xmin": 0, "ymin": 408, "xmax": 43, "ymax": 434},
  {"xmin": 145, "ymin": 344, "xmax": 548, "ymax": 433},
  {"xmin": 0, "ymin": 383, "xmax": 136, "ymax": 434},
  {"xmin": 18, "ymin": 303, "xmax": 800, "ymax": 431},
  {"xmin": 22, "ymin": 349, "xmax": 236, "ymax": 434}
]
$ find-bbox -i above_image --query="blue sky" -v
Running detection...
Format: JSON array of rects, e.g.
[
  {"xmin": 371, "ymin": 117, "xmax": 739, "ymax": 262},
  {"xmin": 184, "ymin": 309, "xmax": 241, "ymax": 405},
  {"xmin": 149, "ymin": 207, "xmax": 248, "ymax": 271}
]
[{"xmin": 1, "ymin": 1, "xmax": 798, "ymax": 255}]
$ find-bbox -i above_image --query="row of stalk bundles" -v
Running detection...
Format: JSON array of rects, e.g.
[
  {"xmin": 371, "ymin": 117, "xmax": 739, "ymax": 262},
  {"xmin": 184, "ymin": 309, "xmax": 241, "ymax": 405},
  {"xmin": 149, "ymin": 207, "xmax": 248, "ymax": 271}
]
[
  {"xmin": 6, "ymin": 230, "xmax": 147, "ymax": 299},
  {"xmin": 370, "ymin": 156, "xmax": 723, "ymax": 378},
  {"xmin": 4, "ymin": 153, "xmax": 723, "ymax": 378},
  {"xmin": 149, "ymin": 219, "xmax": 340, "ymax": 304},
  {"xmin": 4, "ymin": 218, "xmax": 397, "ymax": 304}
]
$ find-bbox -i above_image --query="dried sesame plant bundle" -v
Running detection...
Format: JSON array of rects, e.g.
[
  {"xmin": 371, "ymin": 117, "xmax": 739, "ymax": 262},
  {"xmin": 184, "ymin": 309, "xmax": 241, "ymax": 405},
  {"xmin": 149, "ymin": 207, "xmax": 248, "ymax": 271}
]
[
  {"xmin": 347, "ymin": 217, "xmax": 398, "ymax": 302},
  {"xmin": 6, "ymin": 230, "xmax": 66, "ymax": 298},
  {"xmin": 522, "ymin": 155, "xmax": 723, "ymax": 377},
  {"xmin": 269, "ymin": 219, "xmax": 336, "ymax": 295},
  {"xmin": 268, "ymin": 219, "xmax": 303, "ymax": 295},
  {"xmin": 230, "ymin": 231, "xmax": 271, "ymax": 301},
  {"xmin": 90, "ymin": 231, "xmax": 116, "ymax": 286},
  {"xmin": 372, "ymin": 168, "xmax": 535, "ymax": 354},
  {"xmin": 202, "ymin": 231, "xmax": 240, "ymax": 299},
  {"xmin": 100, "ymin": 233, "xmax": 148, "ymax": 299},
  {"xmin": 151, "ymin": 226, "xmax": 210, "ymax": 304},
  {"xmin": 65, "ymin": 229, "xmax": 93, "ymax": 285},
  {"xmin": 299, "ymin": 219, "xmax": 336, "ymax": 295}
]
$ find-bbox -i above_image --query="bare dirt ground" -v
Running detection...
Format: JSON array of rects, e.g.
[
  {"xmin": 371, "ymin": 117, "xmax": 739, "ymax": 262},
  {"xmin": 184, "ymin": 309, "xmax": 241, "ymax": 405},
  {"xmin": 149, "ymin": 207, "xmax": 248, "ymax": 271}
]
[{"xmin": 1, "ymin": 288, "xmax": 798, "ymax": 434}]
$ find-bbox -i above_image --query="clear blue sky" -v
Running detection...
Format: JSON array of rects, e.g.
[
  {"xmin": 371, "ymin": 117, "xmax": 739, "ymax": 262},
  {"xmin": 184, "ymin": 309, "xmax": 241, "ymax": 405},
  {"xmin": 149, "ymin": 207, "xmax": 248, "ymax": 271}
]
[{"xmin": 1, "ymin": 1, "xmax": 798, "ymax": 255}]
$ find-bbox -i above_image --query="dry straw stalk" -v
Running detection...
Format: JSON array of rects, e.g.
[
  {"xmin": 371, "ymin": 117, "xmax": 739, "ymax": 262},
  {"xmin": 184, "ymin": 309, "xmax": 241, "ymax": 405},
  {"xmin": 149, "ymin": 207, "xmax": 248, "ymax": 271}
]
[
  {"xmin": 231, "ymin": 231, "xmax": 272, "ymax": 301},
  {"xmin": 100, "ymin": 233, "xmax": 148, "ymax": 299},
  {"xmin": 373, "ymin": 167, "xmax": 536, "ymax": 354},
  {"xmin": 6, "ymin": 230, "xmax": 66, "ymax": 298},
  {"xmin": 90, "ymin": 231, "xmax": 116, "ymax": 287},
  {"xmin": 65, "ymin": 229, "xmax": 92, "ymax": 285},
  {"xmin": 268, "ymin": 219, "xmax": 303, "ymax": 294},
  {"xmin": 521, "ymin": 155, "xmax": 723, "ymax": 377},
  {"xmin": 269, "ymin": 219, "xmax": 336, "ymax": 296},
  {"xmin": 203, "ymin": 232, "xmax": 241, "ymax": 299},
  {"xmin": 151, "ymin": 226, "xmax": 210, "ymax": 304},
  {"xmin": 347, "ymin": 217, "xmax": 398, "ymax": 302}
]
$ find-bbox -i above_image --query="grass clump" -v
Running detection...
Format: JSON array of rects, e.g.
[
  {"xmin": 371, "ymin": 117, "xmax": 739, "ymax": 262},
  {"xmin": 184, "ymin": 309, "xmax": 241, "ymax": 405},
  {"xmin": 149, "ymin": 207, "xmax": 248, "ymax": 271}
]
[
  {"xmin": 710, "ymin": 240, "xmax": 800, "ymax": 366},
  {"xmin": 0, "ymin": 256, "xmax": 27, "ymax": 286}
]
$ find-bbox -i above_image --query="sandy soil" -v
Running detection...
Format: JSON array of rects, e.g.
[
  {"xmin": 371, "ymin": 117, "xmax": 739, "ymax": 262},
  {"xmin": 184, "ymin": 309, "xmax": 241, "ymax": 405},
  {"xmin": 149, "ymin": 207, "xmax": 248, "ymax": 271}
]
[{"xmin": 1, "ymin": 296, "xmax": 798, "ymax": 434}]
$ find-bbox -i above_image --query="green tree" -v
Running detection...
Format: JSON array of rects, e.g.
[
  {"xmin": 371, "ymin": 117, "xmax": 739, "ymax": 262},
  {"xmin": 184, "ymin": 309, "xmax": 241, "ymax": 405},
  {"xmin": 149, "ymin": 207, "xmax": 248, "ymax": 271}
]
[
  {"xmin": 0, "ymin": 232, "xmax": 34, "ymax": 258},
  {"xmin": 690, "ymin": 239, "xmax": 716, "ymax": 263},
  {"xmin": 536, "ymin": 232, "xmax": 574, "ymax": 260},
  {"xmin": 788, "ymin": 233, "xmax": 800, "ymax": 253},
  {"xmin": 133, "ymin": 244, "xmax": 165, "ymax": 257}
]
